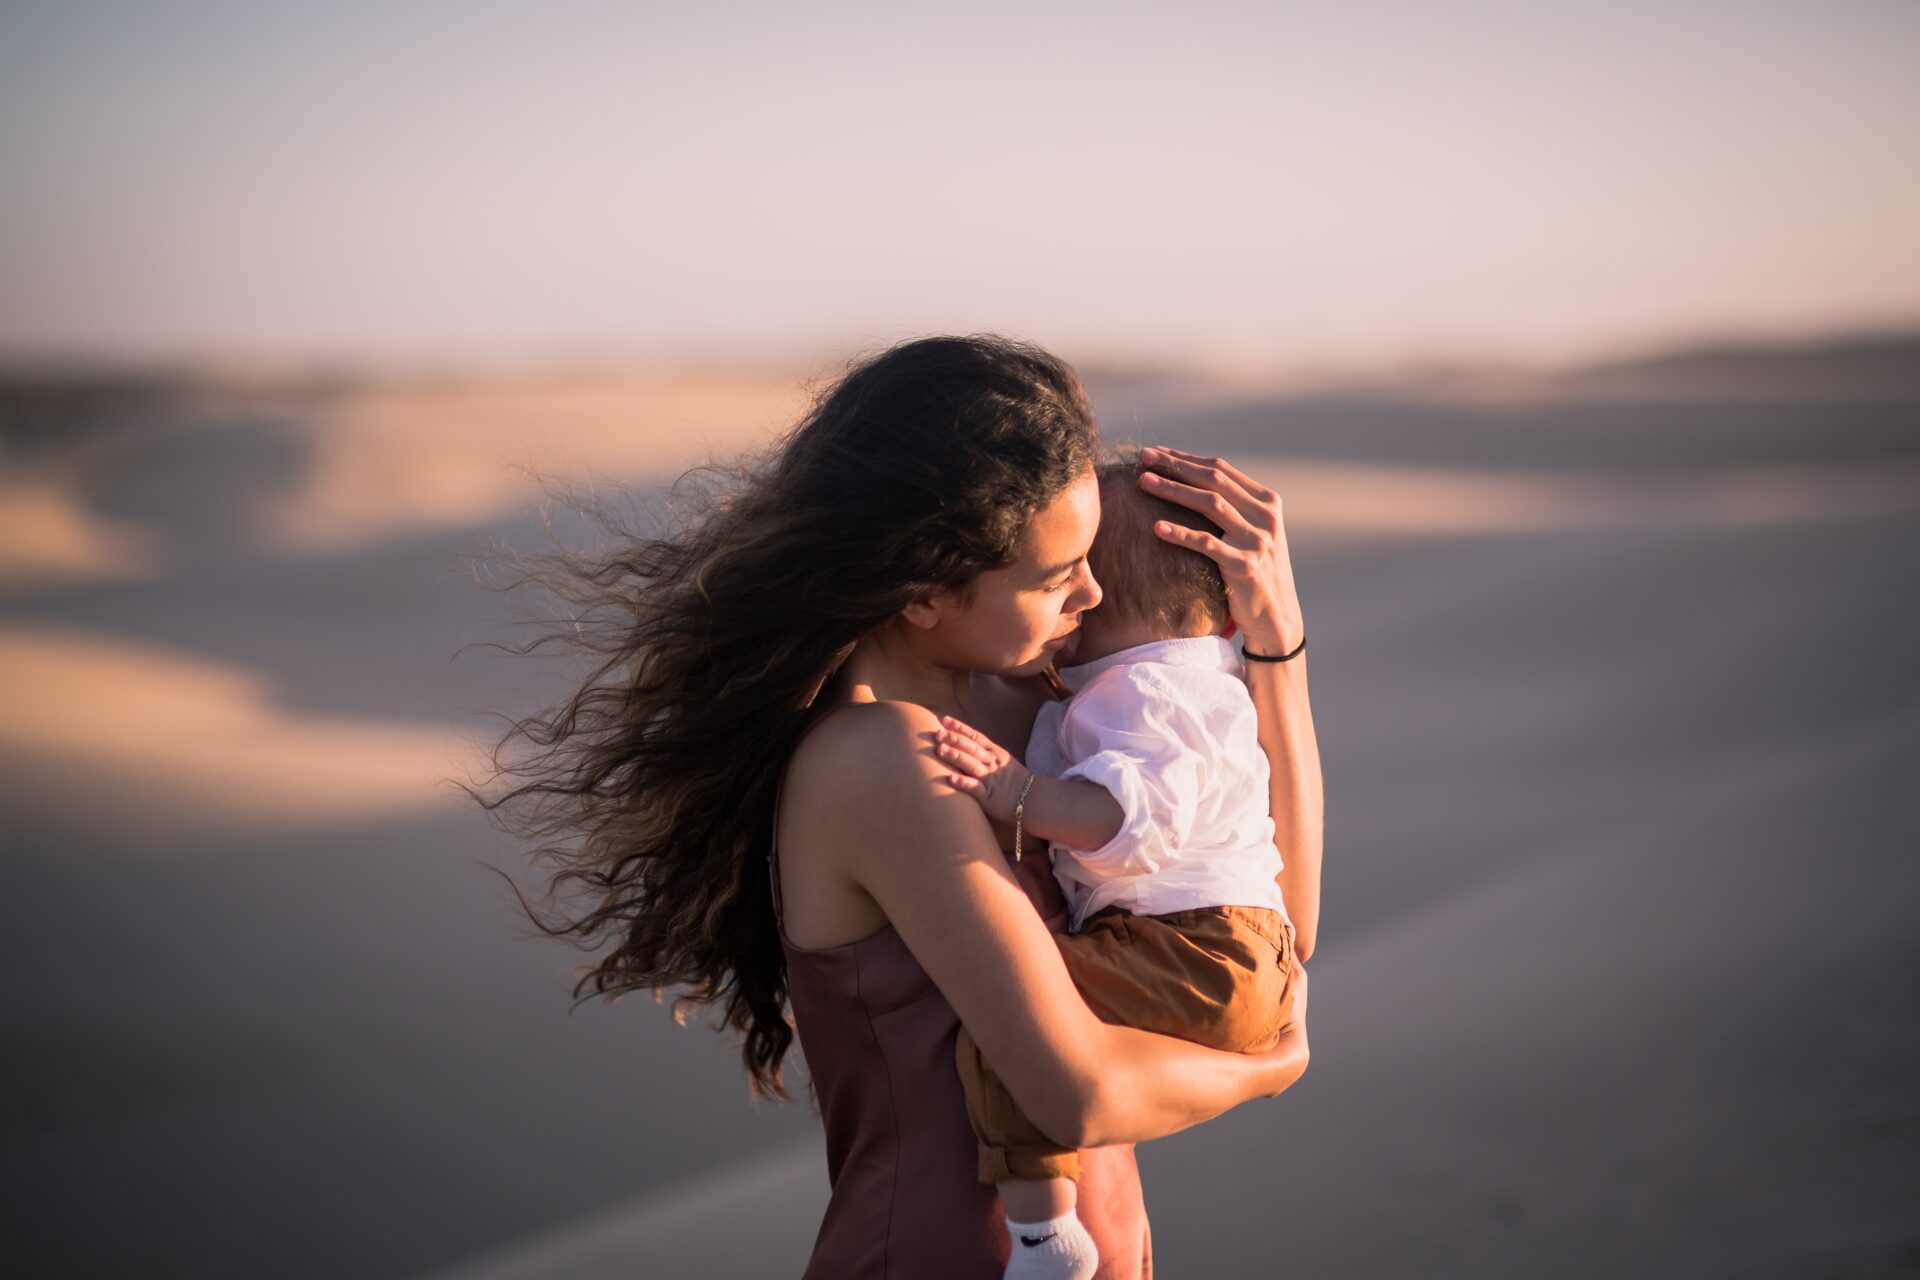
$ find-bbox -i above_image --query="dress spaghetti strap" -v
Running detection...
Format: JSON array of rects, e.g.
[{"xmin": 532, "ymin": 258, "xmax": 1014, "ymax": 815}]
[{"xmin": 767, "ymin": 769, "xmax": 789, "ymax": 927}]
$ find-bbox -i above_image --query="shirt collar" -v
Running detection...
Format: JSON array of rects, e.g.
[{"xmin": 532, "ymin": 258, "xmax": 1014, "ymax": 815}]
[{"xmin": 1054, "ymin": 634, "xmax": 1241, "ymax": 693}]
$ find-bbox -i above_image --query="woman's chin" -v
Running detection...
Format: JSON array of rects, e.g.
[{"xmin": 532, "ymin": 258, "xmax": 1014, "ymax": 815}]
[
  {"xmin": 1043, "ymin": 628, "xmax": 1083, "ymax": 666},
  {"xmin": 1006, "ymin": 632, "xmax": 1078, "ymax": 677}
]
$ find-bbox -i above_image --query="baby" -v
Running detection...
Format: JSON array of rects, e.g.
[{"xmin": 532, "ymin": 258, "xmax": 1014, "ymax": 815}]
[{"xmin": 939, "ymin": 450, "xmax": 1299, "ymax": 1280}]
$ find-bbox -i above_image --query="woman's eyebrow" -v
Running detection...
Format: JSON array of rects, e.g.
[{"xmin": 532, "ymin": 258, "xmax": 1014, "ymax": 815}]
[{"xmin": 1037, "ymin": 553, "xmax": 1084, "ymax": 580}]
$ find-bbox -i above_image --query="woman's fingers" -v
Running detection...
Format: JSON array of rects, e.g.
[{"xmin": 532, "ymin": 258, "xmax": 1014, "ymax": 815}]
[
  {"xmin": 1143, "ymin": 445, "xmax": 1278, "ymax": 507},
  {"xmin": 1150, "ymin": 518, "xmax": 1237, "ymax": 564},
  {"xmin": 1140, "ymin": 471, "xmax": 1260, "ymax": 539},
  {"xmin": 1140, "ymin": 447, "xmax": 1280, "ymax": 538},
  {"xmin": 1140, "ymin": 446, "xmax": 1261, "ymax": 508}
]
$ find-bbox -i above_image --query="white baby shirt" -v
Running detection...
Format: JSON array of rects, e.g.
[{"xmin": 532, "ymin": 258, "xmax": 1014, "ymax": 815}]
[{"xmin": 1027, "ymin": 635, "xmax": 1292, "ymax": 933}]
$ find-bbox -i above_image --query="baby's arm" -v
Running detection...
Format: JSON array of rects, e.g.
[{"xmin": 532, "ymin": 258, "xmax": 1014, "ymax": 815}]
[{"xmin": 935, "ymin": 716, "xmax": 1122, "ymax": 852}]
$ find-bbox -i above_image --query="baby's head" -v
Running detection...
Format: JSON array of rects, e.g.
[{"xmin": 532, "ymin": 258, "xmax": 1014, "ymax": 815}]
[{"xmin": 1070, "ymin": 448, "xmax": 1230, "ymax": 665}]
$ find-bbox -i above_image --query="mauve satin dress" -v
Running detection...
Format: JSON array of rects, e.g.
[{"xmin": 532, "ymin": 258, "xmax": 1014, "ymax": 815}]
[{"xmin": 771, "ymin": 772, "xmax": 1153, "ymax": 1279}]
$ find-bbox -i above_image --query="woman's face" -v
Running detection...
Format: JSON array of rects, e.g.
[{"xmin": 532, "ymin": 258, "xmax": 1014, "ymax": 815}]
[{"xmin": 927, "ymin": 466, "xmax": 1103, "ymax": 677}]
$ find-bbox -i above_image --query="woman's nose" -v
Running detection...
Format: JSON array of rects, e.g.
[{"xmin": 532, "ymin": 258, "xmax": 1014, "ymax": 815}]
[{"xmin": 1072, "ymin": 562, "xmax": 1103, "ymax": 614}]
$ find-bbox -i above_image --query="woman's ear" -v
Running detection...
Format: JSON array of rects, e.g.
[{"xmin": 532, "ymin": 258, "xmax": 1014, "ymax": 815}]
[{"xmin": 900, "ymin": 590, "xmax": 951, "ymax": 631}]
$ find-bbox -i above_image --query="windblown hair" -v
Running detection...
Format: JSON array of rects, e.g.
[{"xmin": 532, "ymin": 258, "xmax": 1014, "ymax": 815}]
[
  {"xmin": 1088, "ymin": 446, "xmax": 1229, "ymax": 635},
  {"xmin": 465, "ymin": 335, "xmax": 1100, "ymax": 1099}
]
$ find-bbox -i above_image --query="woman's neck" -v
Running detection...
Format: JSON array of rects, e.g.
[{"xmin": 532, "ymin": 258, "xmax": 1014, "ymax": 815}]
[{"xmin": 832, "ymin": 618, "xmax": 973, "ymax": 719}]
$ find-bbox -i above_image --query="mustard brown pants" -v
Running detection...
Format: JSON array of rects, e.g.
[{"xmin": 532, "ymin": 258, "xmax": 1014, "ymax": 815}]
[{"xmin": 954, "ymin": 902, "xmax": 1298, "ymax": 1184}]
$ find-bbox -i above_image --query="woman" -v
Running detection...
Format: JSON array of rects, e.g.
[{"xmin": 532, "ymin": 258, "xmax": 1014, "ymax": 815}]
[{"xmin": 479, "ymin": 335, "xmax": 1323, "ymax": 1278}]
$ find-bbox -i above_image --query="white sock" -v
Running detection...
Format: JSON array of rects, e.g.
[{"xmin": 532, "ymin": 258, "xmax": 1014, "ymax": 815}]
[{"xmin": 1003, "ymin": 1209, "xmax": 1099, "ymax": 1280}]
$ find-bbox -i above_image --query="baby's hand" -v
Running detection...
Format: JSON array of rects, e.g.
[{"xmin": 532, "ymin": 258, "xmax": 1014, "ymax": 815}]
[{"xmin": 934, "ymin": 715, "xmax": 1034, "ymax": 826}]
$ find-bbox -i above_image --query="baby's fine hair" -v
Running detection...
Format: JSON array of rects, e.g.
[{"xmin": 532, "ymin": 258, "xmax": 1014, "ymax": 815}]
[{"xmin": 1091, "ymin": 447, "xmax": 1231, "ymax": 635}]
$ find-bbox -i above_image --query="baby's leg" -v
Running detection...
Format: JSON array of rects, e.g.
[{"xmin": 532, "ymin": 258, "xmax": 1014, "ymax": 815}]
[
  {"xmin": 954, "ymin": 1030, "xmax": 1098, "ymax": 1280},
  {"xmin": 956, "ymin": 909, "xmax": 1291, "ymax": 1280},
  {"xmin": 999, "ymin": 1178, "xmax": 1097, "ymax": 1280},
  {"xmin": 999, "ymin": 1176, "xmax": 1074, "ymax": 1222}
]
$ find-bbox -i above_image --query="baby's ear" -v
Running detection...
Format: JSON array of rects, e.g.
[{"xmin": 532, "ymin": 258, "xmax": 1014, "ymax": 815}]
[{"xmin": 1219, "ymin": 618, "xmax": 1238, "ymax": 640}]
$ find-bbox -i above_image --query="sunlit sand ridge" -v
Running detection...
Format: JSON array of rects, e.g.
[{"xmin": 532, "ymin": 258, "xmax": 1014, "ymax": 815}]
[
  {"xmin": 0, "ymin": 623, "xmax": 480, "ymax": 833},
  {"xmin": 0, "ymin": 474, "xmax": 162, "ymax": 589},
  {"xmin": 1233, "ymin": 456, "xmax": 1920, "ymax": 536},
  {"xmin": 261, "ymin": 372, "xmax": 810, "ymax": 553},
  {"xmin": 243, "ymin": 369, "xmax": 1920, "ymax": 556}
]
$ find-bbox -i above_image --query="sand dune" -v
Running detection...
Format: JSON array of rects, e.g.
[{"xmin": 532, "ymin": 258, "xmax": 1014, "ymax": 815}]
[
  {"xmin": 1236, "ymin": 454, "xmax": 1920, "ymax": 537},
  {"xmin": 9, "ymin": 368, "xmax": 1914, "ymax": 589},
  {"xmin": 260, "ymin": 373, "xmax": 809, "ymax": 554},
  {"xmin": 4, "ymin": 348, "xmax": 1915, "ymax": 1277},
  {"xmin": 253, "ymin": 378, "xmax": 1920, "ymax": 549},
  {"xmin": 0, "ymin": 474, "xmax": 162, "ymax": 589},
  {"xmin": 0, "ymin": 623, "xmax": 479, "ymax": 832}
]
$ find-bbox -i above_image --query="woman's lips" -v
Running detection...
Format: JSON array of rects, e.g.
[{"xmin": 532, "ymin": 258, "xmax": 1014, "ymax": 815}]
[{"xmin": 1044, "ymin": 629, "xmax": 1082, "ymax": 661}]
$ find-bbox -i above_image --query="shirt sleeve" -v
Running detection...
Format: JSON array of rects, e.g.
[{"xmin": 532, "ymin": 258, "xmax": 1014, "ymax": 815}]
[{"xmin": 1052, "ymin": 666, "xmax": 1215, "ymax": 877}]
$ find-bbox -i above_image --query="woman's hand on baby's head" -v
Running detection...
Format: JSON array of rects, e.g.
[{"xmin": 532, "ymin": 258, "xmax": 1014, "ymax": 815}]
[
  {"xmin": 934, "ymin": 715, "xmax": 1033, "ymax": 825},
  {"xmin": 1137, "ymin": 445, "xmax": 1304, "ymax": 657}
]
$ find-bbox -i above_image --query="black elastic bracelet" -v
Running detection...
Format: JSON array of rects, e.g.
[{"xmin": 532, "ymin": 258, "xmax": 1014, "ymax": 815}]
[{"xmin": 1243, "ymin": 635, "xmax": 1307, "ymax": 663}]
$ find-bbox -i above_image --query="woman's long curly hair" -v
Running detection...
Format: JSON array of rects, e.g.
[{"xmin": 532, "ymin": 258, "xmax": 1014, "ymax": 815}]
[{"xmin": 467, "ymin": 335, "xmax": 1101, "ymax": 1100}]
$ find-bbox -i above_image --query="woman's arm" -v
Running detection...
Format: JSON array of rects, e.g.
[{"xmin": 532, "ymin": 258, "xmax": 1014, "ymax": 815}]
[
  {"xmin": 798, "ymin": 699, "xmax": 1309, "ymax": 1149},
  {"xmin": 1135, "ymin": 446, "xmax": 1325, "ymax": 962},
  {"xmin": 1246, "ymin": 657, "xmax": 1322, "ymax": 961}
]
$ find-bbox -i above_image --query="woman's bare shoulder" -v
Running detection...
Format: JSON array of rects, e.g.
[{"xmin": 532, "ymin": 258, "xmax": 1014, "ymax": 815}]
[
  {"xmin": 792, "ymin": 699, "xmax": 938, "ymax": 771},
  {"xmin": 778, "ymin": 702, "xmax": 960, "ymax": 946},
  {"xmin": 785, "ymin": 700, "xmax": 951, "ymax": 827}
]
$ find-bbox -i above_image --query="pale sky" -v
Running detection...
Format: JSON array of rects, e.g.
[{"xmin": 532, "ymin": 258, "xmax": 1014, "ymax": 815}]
[{"xmin": 2, "ymin": 0, "xmax": 1916, "ymax": 371}]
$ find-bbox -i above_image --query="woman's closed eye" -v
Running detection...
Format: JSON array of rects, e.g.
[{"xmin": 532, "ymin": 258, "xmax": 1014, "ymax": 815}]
[{"xmin": 1041, "ymin": 556, "xmax": 1086, "ymax": 593}]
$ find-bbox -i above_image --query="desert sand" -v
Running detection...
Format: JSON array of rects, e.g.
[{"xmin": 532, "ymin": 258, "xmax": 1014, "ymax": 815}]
[{"xmin": 2, "ymin": 346, "xmax": 1915, "ymax": 1277}]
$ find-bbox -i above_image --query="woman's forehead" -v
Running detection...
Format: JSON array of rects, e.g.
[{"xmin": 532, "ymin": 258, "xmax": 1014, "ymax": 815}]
[{"xmin": 1020, "ymin": 470, "xmax": 1101, "ymax": 566}]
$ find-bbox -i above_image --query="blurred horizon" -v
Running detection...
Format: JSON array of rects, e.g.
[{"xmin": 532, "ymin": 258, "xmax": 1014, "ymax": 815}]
[{"xmin": 6, "ymin": 323, "xmax": 1920, "ymax": 399}]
